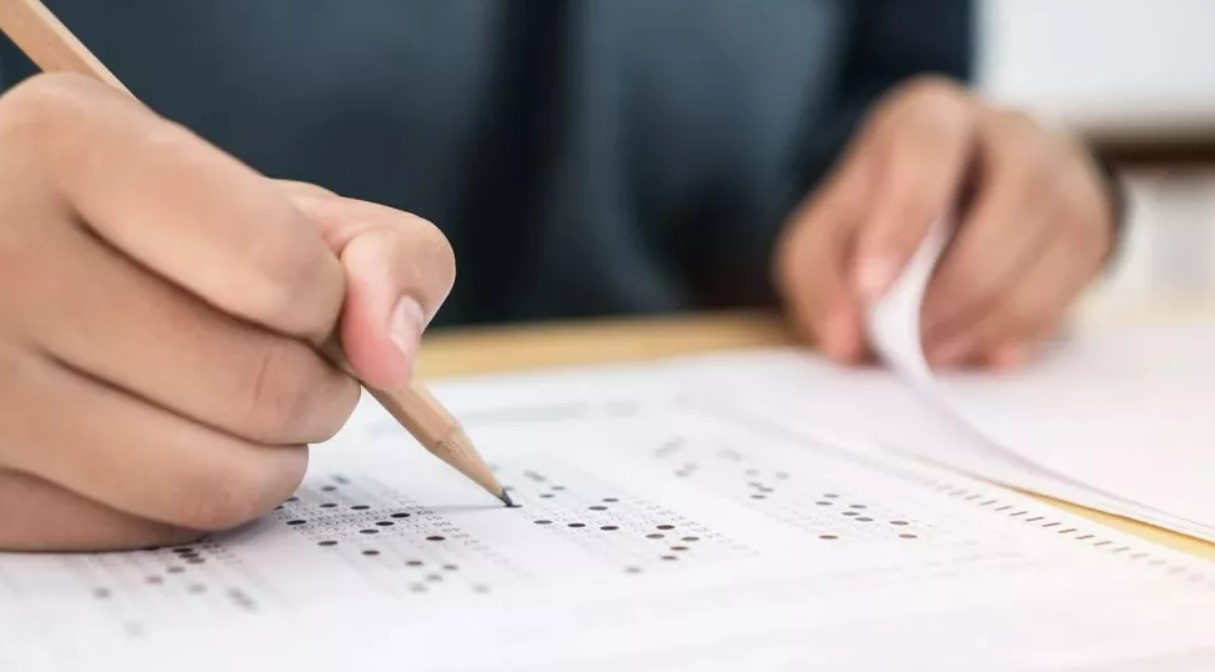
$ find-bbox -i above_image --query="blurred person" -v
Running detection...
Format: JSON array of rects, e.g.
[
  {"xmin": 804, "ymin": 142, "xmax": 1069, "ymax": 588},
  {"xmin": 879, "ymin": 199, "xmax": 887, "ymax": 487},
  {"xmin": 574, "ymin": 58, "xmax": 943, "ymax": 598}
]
[{"xmin": 0, "ymin": 0, "xmax": 1118, "ymax": 550}]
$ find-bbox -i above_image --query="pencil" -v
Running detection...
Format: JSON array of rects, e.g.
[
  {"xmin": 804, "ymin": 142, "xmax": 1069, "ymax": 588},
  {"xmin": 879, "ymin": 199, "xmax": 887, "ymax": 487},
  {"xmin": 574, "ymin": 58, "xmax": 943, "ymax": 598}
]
[{"xmin": 0, "ymin": 0, "xmax": 512, "ymax": 507}]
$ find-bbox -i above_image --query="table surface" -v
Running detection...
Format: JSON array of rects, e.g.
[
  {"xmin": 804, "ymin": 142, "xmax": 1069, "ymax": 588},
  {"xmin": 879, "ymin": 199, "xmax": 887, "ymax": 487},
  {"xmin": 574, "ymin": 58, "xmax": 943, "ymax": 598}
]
[{"xmin": 417, "ymin": 305, "xmax": 1215, "ymax": 562}]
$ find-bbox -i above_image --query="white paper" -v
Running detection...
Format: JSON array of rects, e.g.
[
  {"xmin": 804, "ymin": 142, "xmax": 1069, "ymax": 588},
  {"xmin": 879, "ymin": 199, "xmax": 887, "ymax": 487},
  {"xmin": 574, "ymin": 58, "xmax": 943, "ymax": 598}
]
[
  {"xmin": 937, "ymin": 322, "xmax": 1215, "ymax": 537},
  {"xmin": 864, "ymin": 224, "xmax": 1215, "ymax": 542},
  {"xmin": 866, "ymin": 223, "xmax": 948, "ymax": 385},
  {"xmin": 4, "ymin": 367, "xmax": 1215, "ymax": 671}
]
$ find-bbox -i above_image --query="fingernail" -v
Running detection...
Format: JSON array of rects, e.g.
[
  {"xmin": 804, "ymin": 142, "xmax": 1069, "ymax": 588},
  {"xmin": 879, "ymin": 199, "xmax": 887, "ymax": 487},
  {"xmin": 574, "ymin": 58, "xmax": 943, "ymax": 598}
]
[
  {"xmin": 389, "ymin": 296, "xmax": 426, "ymax": 373},
  {"xmin": 856, "ymin": 256, "xmax": 900, "ymax": 302}
]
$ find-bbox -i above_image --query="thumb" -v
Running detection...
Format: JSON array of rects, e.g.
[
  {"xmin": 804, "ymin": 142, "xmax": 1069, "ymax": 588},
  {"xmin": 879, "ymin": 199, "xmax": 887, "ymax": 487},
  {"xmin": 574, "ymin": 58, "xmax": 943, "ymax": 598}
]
[
  {"xmin": 852, "ymin": 90, "xmax": 974, "ymax": 302},
  {"xmin": 280, "ymin": 182, "xmax": 456, "ymax": 391}
]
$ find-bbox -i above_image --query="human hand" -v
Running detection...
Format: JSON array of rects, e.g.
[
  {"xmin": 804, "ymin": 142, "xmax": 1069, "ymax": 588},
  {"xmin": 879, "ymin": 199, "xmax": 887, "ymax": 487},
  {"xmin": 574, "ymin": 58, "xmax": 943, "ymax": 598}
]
[
  {"xmin": 776, "ymin": 77, "xmax": 1116, "ymax": 369},
  {"xmin": 0, "ymin": 74, "xmax": 455, "ymax": 551}
]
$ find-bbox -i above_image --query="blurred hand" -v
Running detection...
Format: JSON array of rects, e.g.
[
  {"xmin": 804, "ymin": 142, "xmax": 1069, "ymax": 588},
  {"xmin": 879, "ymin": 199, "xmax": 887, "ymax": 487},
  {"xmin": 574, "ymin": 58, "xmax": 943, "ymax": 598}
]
[
  {"xmin": 777, "ymin": 77, "xmax": 1115, "ymax": 370},
  {"xmin": 0, "ymin": 74, "xmax": 454, "ymax": 551}
]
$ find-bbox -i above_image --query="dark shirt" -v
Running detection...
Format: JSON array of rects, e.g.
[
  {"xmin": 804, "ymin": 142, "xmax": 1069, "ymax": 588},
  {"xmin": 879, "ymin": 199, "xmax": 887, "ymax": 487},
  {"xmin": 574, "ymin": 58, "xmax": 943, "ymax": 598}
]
[{"xmin": 0, "ymin": 1, "xmax": 972, "ymax": 326}]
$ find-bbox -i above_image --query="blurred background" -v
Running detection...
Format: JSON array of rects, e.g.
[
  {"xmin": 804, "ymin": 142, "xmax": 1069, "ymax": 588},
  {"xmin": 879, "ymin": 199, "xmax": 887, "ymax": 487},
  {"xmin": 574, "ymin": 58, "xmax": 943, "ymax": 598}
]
[{"xmin": 979, "ymin": 0, "xmax": 1215, "ymax": 307}]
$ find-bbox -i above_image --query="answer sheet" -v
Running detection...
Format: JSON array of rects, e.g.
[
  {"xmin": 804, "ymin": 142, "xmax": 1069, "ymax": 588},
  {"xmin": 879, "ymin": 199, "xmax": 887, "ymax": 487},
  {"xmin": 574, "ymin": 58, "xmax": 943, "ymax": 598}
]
[{"xmin": 4, "ymin": 362, "xmax": 1215, "ymax": 671}]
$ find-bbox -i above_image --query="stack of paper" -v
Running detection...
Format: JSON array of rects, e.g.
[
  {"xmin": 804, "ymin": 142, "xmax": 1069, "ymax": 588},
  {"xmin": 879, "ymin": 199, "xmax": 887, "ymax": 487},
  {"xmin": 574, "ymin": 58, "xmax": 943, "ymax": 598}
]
[{"xmin": 4, "ymin": 359, "xmax": 1215, "ymax": 670}]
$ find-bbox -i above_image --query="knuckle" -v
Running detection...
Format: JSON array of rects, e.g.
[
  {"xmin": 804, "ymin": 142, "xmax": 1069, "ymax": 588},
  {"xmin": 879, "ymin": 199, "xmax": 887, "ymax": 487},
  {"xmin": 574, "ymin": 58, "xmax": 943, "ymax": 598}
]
[
  {"xmin": 1069, "ymin": 213, "xmax": 1109, "ymax": 259},
  {"xmin": 894, "ymin": 77, "xmax": 970, "ymax": 127},
  {"xmin": 982, "ymin": 107, "xmax": 1026, "ymax": 142},
  {"xmin": 833, "ymin": 172, "xmax": 869, "ymax": 220},
  {"xmin": 1057, "ymin": 174, "xmax": 1100, "ymax": 225},
  {"xmin": 936, "ymin": 253, "xmax": 996, "ymax": 313},
  {"xmin": 899, "ymin": 75, "xmax": 966, "ymax": 105},
  {"xmin": 238, "ymin": 340, "xmax": 315, "ymax": 443},
  {"xmin": 1053, "ymin": 194, "xmax": 1090, "ymax": 239},
  {"xmin": 315, "ymin": 375, "xmax": 361, "ymax": 442},
  {"xmin": 1049, "ymin": 181, "xmax": 1104, "ymax": 249},
  {"xmin": 405, "ymin": 214, "xmax": 457, "ymax": 302},
  {"xmin": 175, "ymin": 448, "xmax": 306, "ymax": 531},
  {"xmin": 240, "ymin": 217, "xmax": 332, "ymax": 325},
  {"xmin": 993, "ymin": 115, "xmax": 1037, "ymax": 156},
  {"xmin": 174, "ymin": 463, "xmax": 265, "ymax": 531},
  {"xmin": 867, "ymin": 77, "xmax": 967, "ymax": 138},
  {"xmin": 1038, "ymin": 167, "xmax": 1070, "ymax": 205},
  {"xmin": 0, "ymin": 74, "xmax": 141, "ymax": 177},
  {"xmin": 275, "ymin": 179, "xmax": 338, "ymax": 200},
  {"xmin": 998, "ymin": 108, "xmax": 1040, "ymax": 135},
  {"xmin": 1004, "ymin": 289, "xmax": 1046, "ymax": 331},
  {"xmin": 985, "ymin": 107, "xmax": 1038, "ymax": 147},
  {"xmin": 0, "ymin": 74, "xmax": 97, "ymax": 157},
  {"xmin": 996, "ymin": 116, "xmax": 1052, "ymax": 173},
  {"xmin": 1021, "ymin": 168, "xmax": 1056, "ymax": 210},
  {"xmin": 869, "ymin": 102, "xmax": 974, "ymax": 170},
  {"xmin": 995, "ymin": 142, "xmax": 1040, "ymax": 192},
  {"xmin": 0, "ymin": 74, "xmax": 83, "ymax": 131},
  {"xmin": 888, "ymin": 197, "xmax": 938, "ymax": 243}
]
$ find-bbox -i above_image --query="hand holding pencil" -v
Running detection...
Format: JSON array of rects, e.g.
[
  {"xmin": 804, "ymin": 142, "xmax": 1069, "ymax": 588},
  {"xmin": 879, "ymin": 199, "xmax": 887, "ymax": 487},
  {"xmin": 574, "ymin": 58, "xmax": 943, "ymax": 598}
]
[{"xmin": 0, "ymin": 0, "xmax": 506, "ymax": 552}]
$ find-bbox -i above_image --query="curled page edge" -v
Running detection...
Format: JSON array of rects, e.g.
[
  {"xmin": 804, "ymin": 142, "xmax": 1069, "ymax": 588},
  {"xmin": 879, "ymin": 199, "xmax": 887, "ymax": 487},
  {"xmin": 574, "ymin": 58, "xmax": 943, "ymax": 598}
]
[
  {"xmin": 863, "ymin": 223, "xmax": 1215, "ymax": 540},
  {"xmin": 865, "ymin": 225, "xmax": 947, "ymax": 386}
]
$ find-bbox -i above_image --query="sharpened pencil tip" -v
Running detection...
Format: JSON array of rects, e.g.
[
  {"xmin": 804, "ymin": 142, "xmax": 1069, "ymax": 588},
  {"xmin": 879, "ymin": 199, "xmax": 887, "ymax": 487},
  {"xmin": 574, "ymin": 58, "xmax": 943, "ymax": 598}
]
[{"xmin": 499, "ymin": 490, "xmax": 516, "ymax": 508}]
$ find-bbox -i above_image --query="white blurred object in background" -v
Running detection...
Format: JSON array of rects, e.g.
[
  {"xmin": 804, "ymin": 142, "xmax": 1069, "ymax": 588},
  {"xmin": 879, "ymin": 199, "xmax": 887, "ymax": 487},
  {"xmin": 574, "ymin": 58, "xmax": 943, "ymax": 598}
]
[
  {"xmin": 980, "ymin": 0, "xmax": 1215, "ymax": 141},
  {"xmin": 1108, "ymin": 169, "xmax": 1215, "ymax": 296},
  {"xmin": 980, "ymin": 0, "xmax": 1215, "ymax": 301}
]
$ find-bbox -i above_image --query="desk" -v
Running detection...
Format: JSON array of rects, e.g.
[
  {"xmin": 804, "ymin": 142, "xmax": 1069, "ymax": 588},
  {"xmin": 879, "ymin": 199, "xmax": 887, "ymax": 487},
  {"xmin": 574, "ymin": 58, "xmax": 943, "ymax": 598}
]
[{"xmin": 419, "ymin": 308, "xmax": 1215, "ymax": 562}]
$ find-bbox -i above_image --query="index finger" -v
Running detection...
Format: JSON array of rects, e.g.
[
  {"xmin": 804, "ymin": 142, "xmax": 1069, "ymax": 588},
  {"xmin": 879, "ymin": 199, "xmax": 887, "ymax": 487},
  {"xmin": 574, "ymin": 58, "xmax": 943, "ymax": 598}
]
[
  {"xmin": 3, "ymin": 73, "xmax": 345, "ymax": 342},
  {"xmin": 853, "ymin": 81, "xmax": 975, "ymax": 302}
]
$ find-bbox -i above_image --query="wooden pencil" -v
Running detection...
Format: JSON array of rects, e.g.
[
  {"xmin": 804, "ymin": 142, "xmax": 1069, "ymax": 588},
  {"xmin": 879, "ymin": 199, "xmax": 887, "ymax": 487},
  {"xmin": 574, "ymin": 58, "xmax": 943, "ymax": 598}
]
[{"xmin": 0, "ymin": 0, "xmax": 511, "ymax": 507}]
